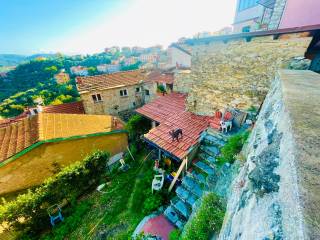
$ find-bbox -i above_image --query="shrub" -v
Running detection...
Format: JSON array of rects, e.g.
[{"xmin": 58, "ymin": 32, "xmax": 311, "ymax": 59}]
[
  {"xmin": 0, "ymin": 150, "xmax": 110, "ymax": 237},
  {"xmin": 217, "ymin": 131, "xmax": 249, "ymax": 165},
  {"xmin": 40, "ymin": 200, "xmax": 93, "ymax": 240},
  {"xmin": 125, "ymin": 114, "xmax": 151, "ymax": 143},
  {"xmin": 157, "ymin": 85, "xmax": 166, "ymax": 93},
  {"xmin": 142, "ymin": 193, "xmax": 162, "ymax": 214},
  {"xmin": 182, "ymin": 193, "xmax": 225, "ymax": 240},
  {"xmin": 169, "ymin": 229, "xmax": 181, "ymax": 240}
]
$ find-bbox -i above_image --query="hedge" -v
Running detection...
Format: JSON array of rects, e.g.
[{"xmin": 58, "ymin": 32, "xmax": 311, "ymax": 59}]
[
  {"xmin": 0, "ymin": 150, "xmax": 110, "ymax": 237},
  {"xmin": 182, "ymin": 193, "xmax": 225, "ymax": 240}
]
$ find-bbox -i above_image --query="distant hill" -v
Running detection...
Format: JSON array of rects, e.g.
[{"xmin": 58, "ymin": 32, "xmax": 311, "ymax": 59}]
[
  {"xmin": 0, "ymin": 54, "xmax": 26, "ymax": 66},
  {"xmin": 0, "ymin": 53, "xmax": 58, "ymax": 67}
]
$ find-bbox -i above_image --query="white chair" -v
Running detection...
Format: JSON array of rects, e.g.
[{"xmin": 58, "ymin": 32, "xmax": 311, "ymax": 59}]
[{"xmin": 152, "ymin": 174, "xmax": 164, "ymax": 193}]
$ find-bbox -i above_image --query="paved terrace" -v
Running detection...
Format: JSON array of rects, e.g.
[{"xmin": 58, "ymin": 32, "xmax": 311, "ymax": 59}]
[{"xmin": 280, "ymin": 70, "xmax": 320, "ymax": 238}]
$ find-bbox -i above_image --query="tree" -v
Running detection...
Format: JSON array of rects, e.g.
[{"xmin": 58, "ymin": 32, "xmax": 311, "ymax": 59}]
[{"xmin": 125, "ymin": 114, "xmax": 151, "ymax": 143}]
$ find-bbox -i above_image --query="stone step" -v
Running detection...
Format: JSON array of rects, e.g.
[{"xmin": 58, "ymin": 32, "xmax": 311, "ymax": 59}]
[
  {"xmin": 182, "ymin": 176, "xmax": 203, "ymax": 198},
  {"xmin": 206, "ymin": 128, "xmax": 228, "ymax": 141},
  {"xmin": 164, "ymin": 206, "xmax": 185, "ymax": 229},
  {"xmin": 194, "ymin": 161, "xmax": 215, "ymax": 175},
  {"xmin": 176, "ymin": 186, "xmax": 197, "ymax": 207},
  {"xmin": 202, "ymin": 133, "xmax": 226, "ymax": 147},
  {"xmin": 164, "ymin": 205, "xmax": 179, "ymax": 224},
  {"xmin": 172, "ymin": 199, "xmax": 191, "ymax": 219},
  {"xmin": 200, "ymin": 145, "xmax": 220, "ymax": 157},
  {"xmin": 187, "ymin": 170, "xmax": 207, "ymax": 185},
  {"xmin": 199, "ymin": 153, "xmax": 217, "ymax": 166}
]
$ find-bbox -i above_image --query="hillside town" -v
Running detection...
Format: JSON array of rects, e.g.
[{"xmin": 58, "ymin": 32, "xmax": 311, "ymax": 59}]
[{"xmin": 0, "ymin": 0, "xmax": 319, "ymax": 240}]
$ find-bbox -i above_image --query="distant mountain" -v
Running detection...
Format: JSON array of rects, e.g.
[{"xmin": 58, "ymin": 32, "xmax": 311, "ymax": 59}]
[
  {"xmin": 0, "ymin": 54, "xmax": 26, "ymax": 66},
  {"xmin": 0, "ymin": 53, "xmax": 58, "ymax": 67},
  {"xmin": 26, "ymin": 53, "xmax": 58, "ymax": 61}
]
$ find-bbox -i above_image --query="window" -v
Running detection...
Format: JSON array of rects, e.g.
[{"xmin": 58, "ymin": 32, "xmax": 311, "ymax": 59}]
[
  {"xmin": 238, "ymin": 0, "xmax": 258, "ymax": 11},
  {"xmin": 92, "ymin": 93, "xmax": 102, "ymax": 103},
  {"xmin": 136, "ymin": 87, "xmax": 140, "ymax": 93},
  {"xmin": 145, "ymin": 89, "xmax": 150, "ymax": 96},
  {"xmin": 120, "ymin": 89, "xmax": 128, "ymax": 97}
]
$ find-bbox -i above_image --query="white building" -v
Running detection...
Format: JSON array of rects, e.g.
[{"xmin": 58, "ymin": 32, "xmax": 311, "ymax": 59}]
[
  {"xmin": 70, "ymin": 66, "xmax": 89, "ymax": 76},
  {"xmin": 167, "ymin": 44, "xmax": 192, "ymax": 69},
  {"xmin": 139, "ymin": 54, "xmax": 159, "ymax": 63},
  {"xmin": 97, "ymin": 64, "xmax": 120, "ymax": 73}
]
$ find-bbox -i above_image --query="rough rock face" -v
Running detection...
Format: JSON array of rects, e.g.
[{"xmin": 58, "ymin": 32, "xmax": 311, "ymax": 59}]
[
  {"xmin": 218, "ymin": 70, "xmax": 320, "ymax": 240},
  {"xmin": 174, "ymin": 35, "xmax": 312, "ymax": 115}
]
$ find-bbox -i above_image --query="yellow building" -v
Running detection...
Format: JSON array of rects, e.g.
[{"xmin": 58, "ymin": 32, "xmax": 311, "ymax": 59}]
[
  {"xmin": 76, "ymin": 70, "xmax": 157, "ymax": 115},
  {"xmin": 54, "ymin": 72, "xmax": 70, "ymax": 84},
  {"xmin": 0, "ymin": 113, "xmax": 128, "ymax": 196}
]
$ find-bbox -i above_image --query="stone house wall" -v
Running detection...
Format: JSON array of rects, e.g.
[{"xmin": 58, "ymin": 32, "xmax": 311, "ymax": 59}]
[
  {"xmin": 174, "ymin": 34, "xmax": 312, "ymax": 116},
  {"xmin": 81, "ymin": 81, "xmax": 157, "ymax": 115}
]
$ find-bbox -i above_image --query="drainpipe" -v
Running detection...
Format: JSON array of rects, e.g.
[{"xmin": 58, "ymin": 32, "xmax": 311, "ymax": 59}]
[{"xmin": 139, "ymin": 80, "xmax": 145, "ymax": 106}]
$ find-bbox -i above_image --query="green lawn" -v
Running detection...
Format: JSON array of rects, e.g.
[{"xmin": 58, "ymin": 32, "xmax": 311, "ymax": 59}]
[{"xmin": 41, "ymin": 150, "xmax": 160, "ymax": 240}]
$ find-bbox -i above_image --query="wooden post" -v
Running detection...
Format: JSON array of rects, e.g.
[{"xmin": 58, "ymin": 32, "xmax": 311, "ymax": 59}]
[{"xmin": 168, "ymin": 157, "xmax": 188, "ymax": 192}]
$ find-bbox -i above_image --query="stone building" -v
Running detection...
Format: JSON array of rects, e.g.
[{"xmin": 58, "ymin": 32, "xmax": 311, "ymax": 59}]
[
  {"xmin": 76, "ymin": 70, "xmax": 157, "ymax": 115},
  {"xmin": 177, "ymin": 31, "xmax": 314, "ymax": 116}
]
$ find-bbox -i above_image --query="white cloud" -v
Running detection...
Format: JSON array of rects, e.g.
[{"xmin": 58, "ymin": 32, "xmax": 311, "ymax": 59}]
[{"xmin": 51, "ymin": 0, "xmax": 236, "ymax": 54}]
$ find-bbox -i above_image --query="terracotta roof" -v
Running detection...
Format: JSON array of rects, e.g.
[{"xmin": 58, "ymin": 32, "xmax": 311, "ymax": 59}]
[
  {"xmin": 76, "ymin": 70, "xmax": 147, "ymax": 93},
  {"xmin": 0, "ymin": 113, "xmax": 123, "ymax": 163},
  {"xmin": 40, "ymin": 101, "xmax": 85, "ymax": 114},
  {"xmin": 147, "ymin": 71, "xmax": 174, "ymax": 85},
  {"xmin": 0, "ymin": 116, "xmax": 39, "ymax": 163},
  {"xmin": 38, "ymin": 113, "xmax": 113, "ymax": 140},
  {"xmin": 136, "ymin": 92, "xmax": 186, "ymax": 123},
  {"xmin": 0, "ymin": 101, "xmax": 85, "ymax": 128},
  {"xmin": 145, "ymin": 111, "xmax": 209, "ymax": 160},
  {"xmin": 136, "ymin": 92, "xmax": 210, "ymax": 160}
]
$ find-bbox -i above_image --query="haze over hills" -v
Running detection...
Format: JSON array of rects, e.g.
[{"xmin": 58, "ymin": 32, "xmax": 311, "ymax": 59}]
[{"xmin": 0, "ymin": 54, "xmax": 58, "ymax": 66}]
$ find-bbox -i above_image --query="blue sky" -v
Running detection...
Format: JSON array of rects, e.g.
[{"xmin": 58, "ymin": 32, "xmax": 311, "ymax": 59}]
[{"xmin": 0, "ymin": 0, "xmax": 236, "ymax": 55}]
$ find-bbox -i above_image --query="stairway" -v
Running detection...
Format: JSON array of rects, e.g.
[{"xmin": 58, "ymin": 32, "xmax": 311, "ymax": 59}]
[{"xmin": 164, "ymin": 130, "xmax": 226, "ymax": 229}]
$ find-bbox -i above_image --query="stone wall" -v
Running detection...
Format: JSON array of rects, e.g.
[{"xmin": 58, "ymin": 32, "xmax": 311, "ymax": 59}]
[
  {"xmin": 175, "ymin": 35, "xmax": 312, "ymax": 115},
  {"xmin": 81, "ymin": 81, "xmax": 157, "ymax": 115},
  {"xmin": 218, "ymin": 70, "xmax": 320, "ymax": 240}
]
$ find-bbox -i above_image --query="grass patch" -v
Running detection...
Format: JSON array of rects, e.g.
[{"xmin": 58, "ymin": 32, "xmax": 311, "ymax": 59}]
[
  {"xmin": 217, "ymin": 131, "xmax": 249, "ymax": 165},
  {"xmin": 182, "ymin": 193, "xmax": 225, "ymax": 240},
  {"xmin": 40, "ymin": 149, "xmax": 166, "ymax": 240}
]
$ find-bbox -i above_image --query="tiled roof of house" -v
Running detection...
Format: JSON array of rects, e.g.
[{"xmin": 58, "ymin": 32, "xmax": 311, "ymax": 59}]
[
  {"xmin": 136, "ymin": 92, "xmax": 186, "ymax": 123},
  {"xmin": 147, "ymin": 71, "xmax": 174, "ymax": 85},
  {"xmin": 0, "ymin": 116, "xmax": 39, "ymax": 163},
  {"xmin": 0, "ymin": 113, "xmax": 123, "ymax": 163},
  {"xmin": 40, "ymin": 101, "xmax": 85, "ymax": 114},
  {"xmin": 0, "ymin": 101, "xmax": 85, "ymax": 128},
  {"xmin": 38, "ymin": 113, "xmax": 113, "ymax": 140},
  {"xmin": 76, "ymin": 70, "xmax": 147, "ymax": 93},
  {"xmin": 136, "ymin": 92, "xmax": 210, "ymax": 160},
  {"xmin": 145, "ymin": 111, "xmax": 209, "ymax": 160}
]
